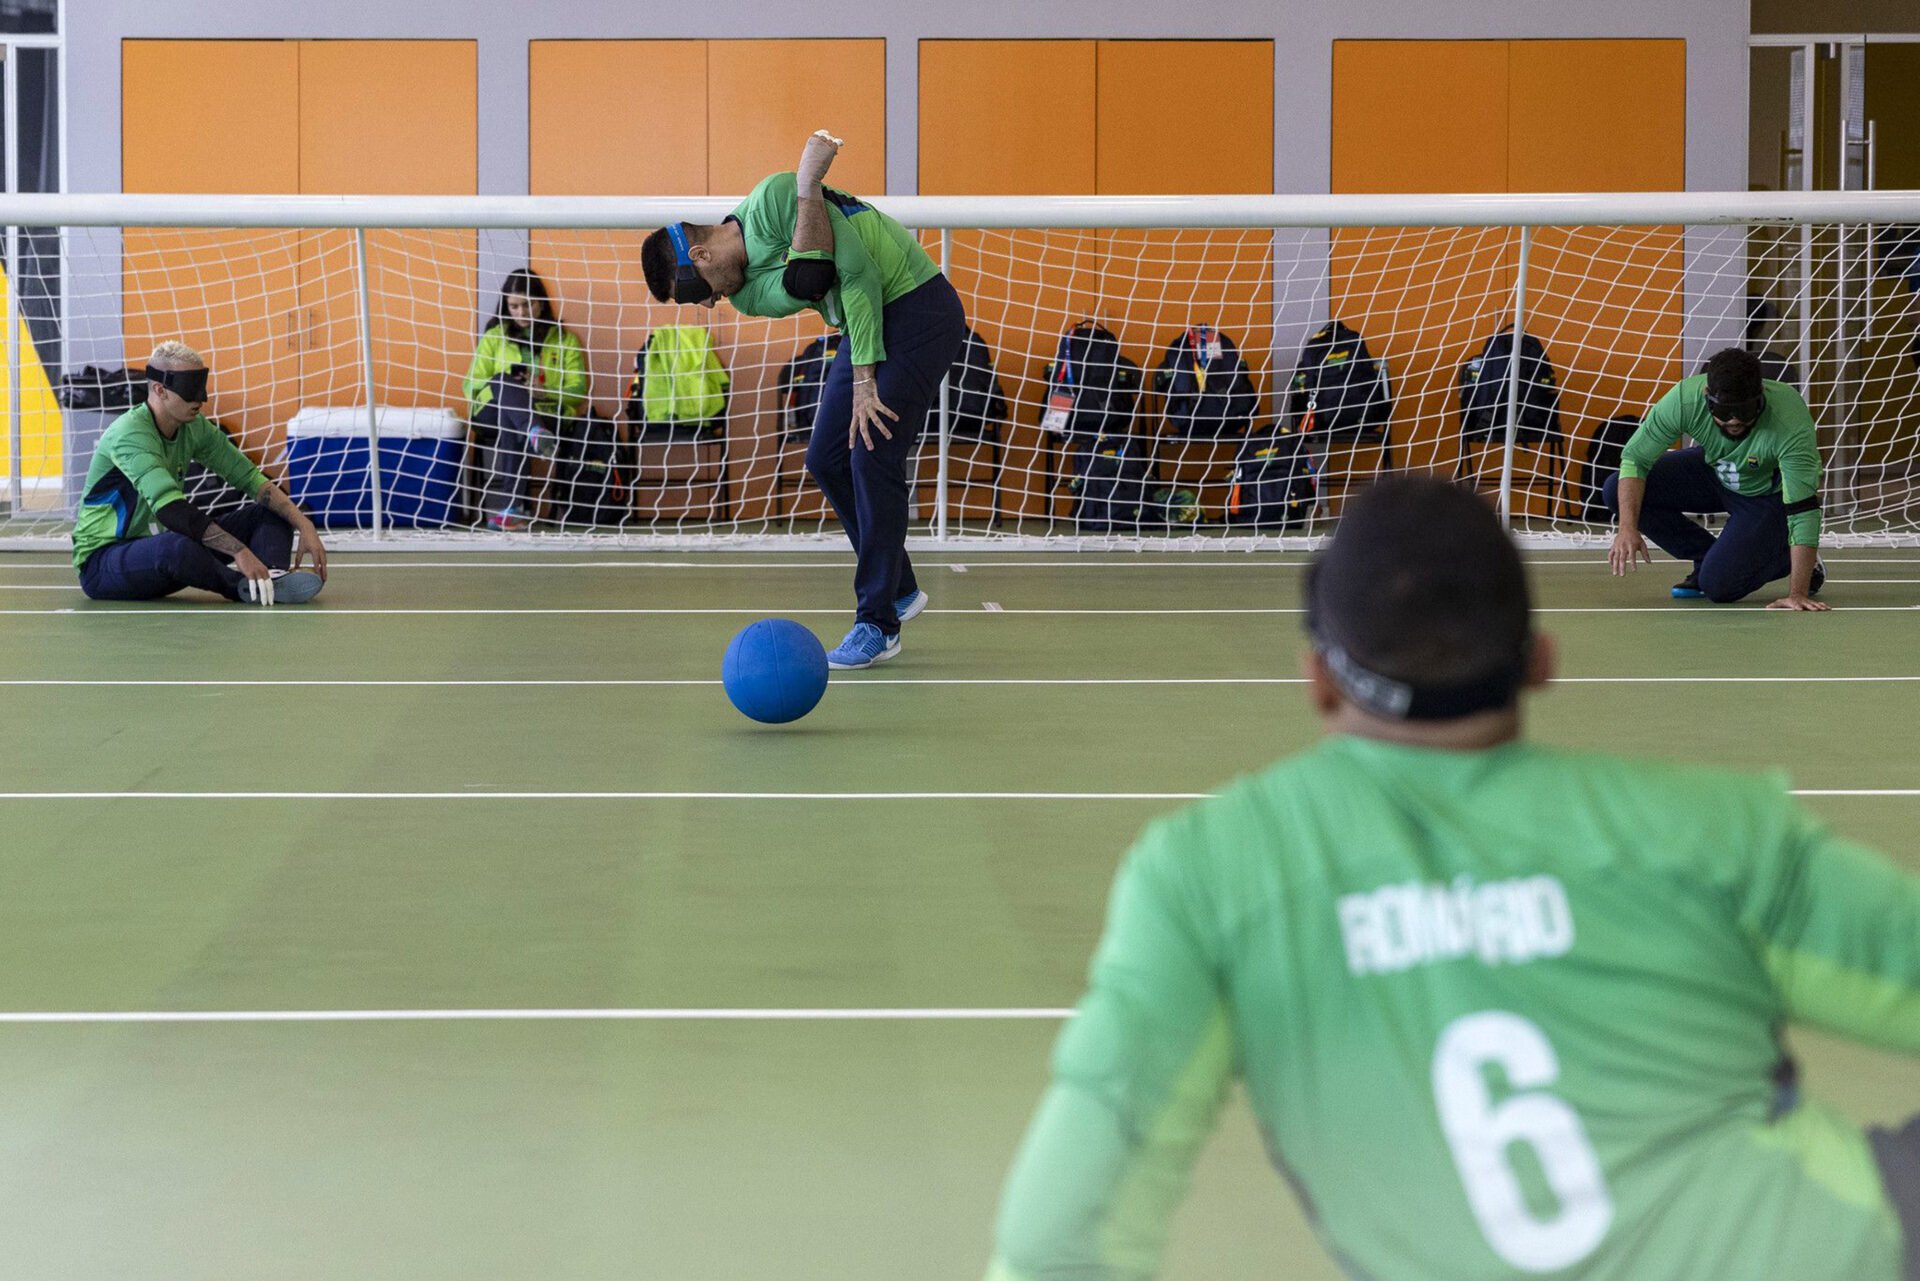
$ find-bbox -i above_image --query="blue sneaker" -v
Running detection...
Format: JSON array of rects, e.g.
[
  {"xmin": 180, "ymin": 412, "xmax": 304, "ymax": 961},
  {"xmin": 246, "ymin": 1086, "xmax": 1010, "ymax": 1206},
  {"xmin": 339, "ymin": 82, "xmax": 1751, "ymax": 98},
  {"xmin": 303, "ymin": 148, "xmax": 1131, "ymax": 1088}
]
[
  {"xmin": 1670, "ymin": 566, "xmax": 1704, "ymax": 599},
  {"xmin": 894, "ymin": 588, "xmax": 928, "ymax": 625},
  {"xmin": 827, "ymin": 622, "xmax": 900, "ymax": 670},
  {"xmin": 240, "ymin": 569, "xmax": 325, "ymax": 606}
]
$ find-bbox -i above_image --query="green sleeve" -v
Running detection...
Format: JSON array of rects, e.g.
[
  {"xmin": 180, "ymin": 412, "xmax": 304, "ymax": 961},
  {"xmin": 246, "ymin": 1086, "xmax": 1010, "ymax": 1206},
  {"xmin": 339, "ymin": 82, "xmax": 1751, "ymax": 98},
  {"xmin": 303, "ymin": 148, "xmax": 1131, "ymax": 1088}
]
[
  {"xmin": 1777, "ymin": 414, "xmax": 1824, "ymax": 547},
  {"xmin": 1741, "ymin": 788, "xmax": 1920, "ymax": 1054},
  {"xmin": 104, "ymin": 423, "xmax": 188, "ymax": 512},
  {"xmin": 188, "ymin": 419, "xmax": 268, "ymax": 500},
  {"xmin": 988, "ymin": 822, "xmax": 1234, "ymax": 1281},
  {"xmin": 1618, "ymin": 384, "xmax": 1687, "ymax": 481},
  {"xmin": 463, "ymin": 329, "xmax": 515, "ymax": 418},
  {"xmin": 827, "ymin": 207, "xmax": 889, "ymax": 365}
]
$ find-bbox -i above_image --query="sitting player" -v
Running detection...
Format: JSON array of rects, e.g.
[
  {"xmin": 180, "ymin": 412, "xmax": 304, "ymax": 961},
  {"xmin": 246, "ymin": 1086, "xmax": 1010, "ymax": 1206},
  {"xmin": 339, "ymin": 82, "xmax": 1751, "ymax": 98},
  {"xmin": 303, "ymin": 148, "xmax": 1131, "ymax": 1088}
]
[
  {"xmin": 1606, "ymin": 347, "xmax": 1827, "ymax": 610},
  {"xmin": 72, "ymin": 341, "xmax": 328, "ymax": 605},
  {"xmin": 987, "ymin": 477, "xmax": 1918, "ymax": 1280}
]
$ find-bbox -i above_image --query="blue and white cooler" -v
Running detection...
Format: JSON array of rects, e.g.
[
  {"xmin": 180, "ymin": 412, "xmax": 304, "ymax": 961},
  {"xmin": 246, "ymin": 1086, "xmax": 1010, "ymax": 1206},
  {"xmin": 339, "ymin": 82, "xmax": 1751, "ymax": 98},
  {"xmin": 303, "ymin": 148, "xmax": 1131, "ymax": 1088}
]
[{"xmin": 283, "ymin": 407, "xmax": 466, "ymax": 529}]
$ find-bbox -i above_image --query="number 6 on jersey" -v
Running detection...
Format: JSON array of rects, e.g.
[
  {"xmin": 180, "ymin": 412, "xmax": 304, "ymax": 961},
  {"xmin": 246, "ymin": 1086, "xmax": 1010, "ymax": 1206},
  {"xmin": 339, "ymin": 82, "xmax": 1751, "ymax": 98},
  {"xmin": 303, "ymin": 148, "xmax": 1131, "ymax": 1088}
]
[{"xmin": 1432, "ymin": 1010, "xmax": 1615, "ymax": 1272}]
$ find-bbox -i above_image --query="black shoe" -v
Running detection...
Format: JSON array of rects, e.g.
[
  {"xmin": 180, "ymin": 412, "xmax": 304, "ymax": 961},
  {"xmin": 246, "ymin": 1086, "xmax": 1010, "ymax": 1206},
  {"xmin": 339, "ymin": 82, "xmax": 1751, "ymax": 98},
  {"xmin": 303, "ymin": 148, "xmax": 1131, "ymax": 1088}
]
[{"xmin": 1671, "ymin": 567, "xmax": 1704, "ymax": 599}]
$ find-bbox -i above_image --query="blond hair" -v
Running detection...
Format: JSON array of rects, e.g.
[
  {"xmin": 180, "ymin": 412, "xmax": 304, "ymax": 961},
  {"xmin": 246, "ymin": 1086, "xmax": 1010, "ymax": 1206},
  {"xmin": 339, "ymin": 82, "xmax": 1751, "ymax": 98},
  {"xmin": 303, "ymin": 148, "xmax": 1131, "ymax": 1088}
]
[{"xmin": 147, "ymin": 340, "xmax": 205, "ymax": 371}]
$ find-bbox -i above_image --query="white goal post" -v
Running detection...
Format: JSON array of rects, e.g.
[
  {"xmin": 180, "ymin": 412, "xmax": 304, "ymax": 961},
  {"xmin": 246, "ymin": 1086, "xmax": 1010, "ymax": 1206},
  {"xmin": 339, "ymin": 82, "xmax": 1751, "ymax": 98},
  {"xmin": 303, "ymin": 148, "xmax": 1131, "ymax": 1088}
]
[{"xmin": 3, "ymin": 188, "xmax": 1918, "ymax": 549}]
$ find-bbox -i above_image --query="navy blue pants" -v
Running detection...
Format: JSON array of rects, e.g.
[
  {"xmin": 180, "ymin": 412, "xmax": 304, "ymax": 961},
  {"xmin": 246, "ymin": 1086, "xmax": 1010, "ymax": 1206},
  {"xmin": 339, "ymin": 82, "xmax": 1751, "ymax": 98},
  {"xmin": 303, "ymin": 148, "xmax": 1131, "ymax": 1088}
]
[
  {"xmin": 806, "ymin": 274, "xmax": 969, "ymax": 632},
  {"xmin": 1604, "ymin": 448, "xmax": 1793, "ymax": 603},
  {"xmin": 471, "ymin": 375, "xmax": 546, "ymax": 516},
  {"xmin": 79, "ymin": 502, "xmax": 295, "ymax": 602}
]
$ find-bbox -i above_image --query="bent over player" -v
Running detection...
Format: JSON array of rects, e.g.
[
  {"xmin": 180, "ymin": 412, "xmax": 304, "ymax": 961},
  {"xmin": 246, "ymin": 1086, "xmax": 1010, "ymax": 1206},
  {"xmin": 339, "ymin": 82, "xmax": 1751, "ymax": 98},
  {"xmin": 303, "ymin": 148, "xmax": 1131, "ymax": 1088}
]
[
  {"xmin": 642, "ymin": 132, "xmax": 967, "ymax": 669},
  {"xmin": 988, "ymin": 477, "xmax": 1919, "ymax": 1281}
]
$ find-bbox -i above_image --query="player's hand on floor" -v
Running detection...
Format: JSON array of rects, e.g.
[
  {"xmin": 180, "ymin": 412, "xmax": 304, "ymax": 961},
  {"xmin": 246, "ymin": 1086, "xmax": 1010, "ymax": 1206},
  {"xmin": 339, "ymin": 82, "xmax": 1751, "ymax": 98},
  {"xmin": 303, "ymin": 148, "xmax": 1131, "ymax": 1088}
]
[
  {"xmin": 293, "ymin": 525, "xmax": 329, "ymax": 581},
  {"xmin": 849, "ymin": 379, "xmax": 898, "ymax": 451},
  {"xmin": 1608, "ymin": 528, "xmax": 1650, "ymax": 576},
  {"xmin": 1766, "ymin": 594, "xmax": 1830, "ymax": 612},
  {"xmin": 798, "ymin": 130, "xmax": 843, "ymax": 190}
]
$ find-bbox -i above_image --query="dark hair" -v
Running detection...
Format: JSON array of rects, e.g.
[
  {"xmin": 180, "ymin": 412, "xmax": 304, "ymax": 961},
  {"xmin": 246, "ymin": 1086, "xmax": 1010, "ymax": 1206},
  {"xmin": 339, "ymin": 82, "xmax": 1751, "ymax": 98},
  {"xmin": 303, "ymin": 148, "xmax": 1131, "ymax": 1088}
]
[
  {"xmin": 1704, "ymin": 346, "xmax": 1764, "ymax": 406},
  {"xmin": 490, "ymin": 267, "xmax": 558, "ymax": 344},
  {"xmin": 641, "ymin": 228, "xmax": 677, "ymax": 304},
  {"xmin": 1305, "ymin": 477, "xmax": 1532, "ymax": 718}
]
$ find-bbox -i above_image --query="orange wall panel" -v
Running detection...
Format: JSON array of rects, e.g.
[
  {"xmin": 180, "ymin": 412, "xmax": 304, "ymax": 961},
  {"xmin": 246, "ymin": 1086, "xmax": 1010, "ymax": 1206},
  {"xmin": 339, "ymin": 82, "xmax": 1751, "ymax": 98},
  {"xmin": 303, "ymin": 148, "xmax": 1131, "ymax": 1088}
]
[
  {"xmin": 1332, "ymin": 41, "xmax": 1509, "ymax": 195},
  {"xmin": 920, "ymin": 40, "xmax": 1103, "ymax": 522},
  {"xmin": 530, "ymin": 41, "xmax": 707, "ymax": 197},
  {"xmin": 707, "ymin": 40, "xmax": 886, "ymax": 198},
  {"xmin": 1508, "ymin": 40, "xmax": 1686, "ymax": 193},
  {"xmin": 123, "ymin": 42, "xmax": 303, "ymax": 457},
  {"xmin": 1095, "ymin": 41, "xmax": 1272, "ymax": 195},
  {"xmin": 297, "ymin": 41, "xmax": 477, "ymax": 196},
  {"xmin": 529, "ymin": 41, "xmax": 710, "ymax": 426},
  {"xmin": 297, "ymin": 42, "xmax": 478, "ymax": 416},
  {"xmin": 1333, "ymin": 42, "xmax": 1517, "ymax": 475},
  {"xmin": 919, "ymin": 41, "xmax": 1096, "ymax": 197},
  {"xmin": 123, "ymin": 41, "xmax": 299, "ymax": 195}
]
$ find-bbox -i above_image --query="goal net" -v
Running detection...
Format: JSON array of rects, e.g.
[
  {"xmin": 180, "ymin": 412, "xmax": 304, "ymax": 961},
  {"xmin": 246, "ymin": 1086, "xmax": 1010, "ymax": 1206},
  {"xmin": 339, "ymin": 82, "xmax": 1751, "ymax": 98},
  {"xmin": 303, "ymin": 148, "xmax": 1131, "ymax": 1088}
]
[{"xmin": 3, "ymin": 191, "xmax": 1917, "ymax": 547}]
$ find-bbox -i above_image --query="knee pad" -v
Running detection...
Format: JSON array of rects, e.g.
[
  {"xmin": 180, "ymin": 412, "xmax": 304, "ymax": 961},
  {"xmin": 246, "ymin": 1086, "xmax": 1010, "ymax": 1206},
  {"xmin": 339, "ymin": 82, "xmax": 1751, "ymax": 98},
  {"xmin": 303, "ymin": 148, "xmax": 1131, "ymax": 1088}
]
[{"xmin": 783, "ymin": 257, "xmax": 837, "ymax": 302}]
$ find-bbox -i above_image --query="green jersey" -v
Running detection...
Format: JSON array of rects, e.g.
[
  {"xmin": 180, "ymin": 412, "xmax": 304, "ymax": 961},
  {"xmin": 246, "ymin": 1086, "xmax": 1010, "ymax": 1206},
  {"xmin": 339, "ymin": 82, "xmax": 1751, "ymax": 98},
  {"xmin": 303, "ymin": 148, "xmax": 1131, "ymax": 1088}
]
[
  {"xmin": 1621, "ymin": 375, "xmax": 1824, "ymax": 546},
  {"xmin": 726, "ymin": 172, "xmax": 939, "ymax": 366},
  {"xmin": 990, "ymin": 736, "xmax": 1920, "ymax": 1281},
  {"xmin": 71, "ymin": 404, "xmax": 268, "ymax": 570},
  {"xmin": 461, "ymin": 322, "xmax": 589, "ymax": 421}
]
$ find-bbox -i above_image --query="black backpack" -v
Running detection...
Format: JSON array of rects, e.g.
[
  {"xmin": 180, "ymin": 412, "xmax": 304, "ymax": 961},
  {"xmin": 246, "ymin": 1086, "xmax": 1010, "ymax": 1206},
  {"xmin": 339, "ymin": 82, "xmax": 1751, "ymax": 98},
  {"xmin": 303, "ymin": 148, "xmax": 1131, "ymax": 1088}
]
[
  {"xmin": 1225, "ymin": 427, "xmax": 1315, "ymax": 529},
  {"xmin": 1071, "ymin": 430, "xmax": 1156, "ymax": 532},
  {"xmin": 946, "ymin": 326, "xmax": 1007, "ymax": 441},
  {"xmin": 1577, "ymin": 415, "xmax": 1641, "ymax": 523},
  {"xmin": 1460, "ymin": 326, "xmax": 1562, "ymax": 440},
  {"xmin": 1042, "ymin": 321, "xmax": 1140, "ymax": 441},
  {"xmin": 776, "ymin": 333, "xmax": 844, "ymax": 441},
  {"xmin": 548, "ymin": 411, "xmax": 626, "ymax": 526},
  {"xmin": 1153, "ymin": 325, "xmax": 1259, "ymax": 439},
  {"xmin": 1290, "ymin": 321, "xmax": 1393, "ymax": 449},
  {"xmin": 55, "ymin": 365, "xmax": 145, "ymax": 412}
]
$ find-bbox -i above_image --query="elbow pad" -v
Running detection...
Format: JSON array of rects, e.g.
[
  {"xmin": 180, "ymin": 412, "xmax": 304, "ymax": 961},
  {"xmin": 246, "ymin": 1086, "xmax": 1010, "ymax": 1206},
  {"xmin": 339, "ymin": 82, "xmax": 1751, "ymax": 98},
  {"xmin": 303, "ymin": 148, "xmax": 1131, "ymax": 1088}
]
[
  {"xmin": 156, "ymin": 499, "xmax": 214, "ymax": 543},
  {"xmin": 1783, "ymin": 493, "xmax": 1821, "ymax": 516},
  {"xmin": 783, "ymin": 257, "xmax": 837, "ymax": 302}
]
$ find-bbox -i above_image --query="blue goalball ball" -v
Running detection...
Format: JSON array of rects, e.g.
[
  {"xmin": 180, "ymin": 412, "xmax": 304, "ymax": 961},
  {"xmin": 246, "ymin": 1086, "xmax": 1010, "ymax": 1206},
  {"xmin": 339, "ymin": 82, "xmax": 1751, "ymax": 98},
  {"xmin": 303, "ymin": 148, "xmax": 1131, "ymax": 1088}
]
[{"xmin": 722, "ymin": 618, "xmax": 830, "ymax": 724}]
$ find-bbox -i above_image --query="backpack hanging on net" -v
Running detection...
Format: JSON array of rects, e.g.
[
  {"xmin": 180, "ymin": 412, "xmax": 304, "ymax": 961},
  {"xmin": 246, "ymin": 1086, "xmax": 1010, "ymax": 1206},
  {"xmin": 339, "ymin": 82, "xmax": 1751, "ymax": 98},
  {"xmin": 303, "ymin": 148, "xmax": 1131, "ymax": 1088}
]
[
  {"xmin": 944, "ymin": 326, "xmax": 1008, "ymax": 442},
  {"xmin": 1289, "ymin": 320, "xmax": 1394, "ymax": 464},
  {"xmin": 1459, "ymin": 325, "xmax": 1562, "ymax": 441},
  {"xmin": 1153, "ymin": 325, "xmax": 1260, "ymax": 439},
  {"xmin": 1040, "ymin": 321, "xmax": 1139, "ymax": 442},
  {"xmin": 1225, "ymin": 425, "xmax": 1316, "ymax": 529},
  {"xmin": 776, "ymin": 333, "xmax": 844, "ymax": 442},
  {"xmin": 549, "ymin": 411, "xmax": 627, "ymax": 527},
  {"xmin": 627, "ymin": 325, "xmax": 729, "ymax": 435},
  {"xmin": 1072, "ymin": 429, "xmax": 1156, "ymax": 533}
]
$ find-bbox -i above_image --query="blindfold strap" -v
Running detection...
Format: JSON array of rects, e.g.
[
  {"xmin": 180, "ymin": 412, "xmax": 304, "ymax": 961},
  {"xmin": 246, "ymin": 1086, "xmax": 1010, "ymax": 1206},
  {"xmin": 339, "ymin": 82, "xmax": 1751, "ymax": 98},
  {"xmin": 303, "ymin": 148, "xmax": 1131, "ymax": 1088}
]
[
  {"xmin": 663, "ymin": 222, "xmax": 713, "ymax": 305},
  {"xmin": 147, "ymin": 365, "xmax": 209, "ymax": 402}
]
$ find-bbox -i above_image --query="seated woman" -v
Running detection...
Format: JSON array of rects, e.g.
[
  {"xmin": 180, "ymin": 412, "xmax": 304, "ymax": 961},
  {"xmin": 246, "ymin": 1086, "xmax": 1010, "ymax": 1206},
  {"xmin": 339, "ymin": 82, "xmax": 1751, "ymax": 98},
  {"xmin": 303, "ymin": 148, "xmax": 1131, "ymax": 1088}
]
[{"xmin": 461, "ymin": 267, "xmax": 589, "ymax": 530}]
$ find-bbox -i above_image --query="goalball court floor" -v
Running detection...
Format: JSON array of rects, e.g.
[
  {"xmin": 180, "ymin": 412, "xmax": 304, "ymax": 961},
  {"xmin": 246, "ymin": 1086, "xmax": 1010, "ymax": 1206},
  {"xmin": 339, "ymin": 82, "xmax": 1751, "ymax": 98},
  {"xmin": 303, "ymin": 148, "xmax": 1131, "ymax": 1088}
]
[{"xmin": 0, "ymin": 547, "xmax": 1916, "ymax": 1280}]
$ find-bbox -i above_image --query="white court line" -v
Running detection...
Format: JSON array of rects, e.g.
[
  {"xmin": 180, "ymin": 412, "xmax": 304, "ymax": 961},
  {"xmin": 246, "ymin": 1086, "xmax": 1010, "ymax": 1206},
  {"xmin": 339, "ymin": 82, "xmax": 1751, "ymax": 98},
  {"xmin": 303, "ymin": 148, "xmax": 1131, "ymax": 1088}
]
[
  {"xmin": 0, "ymin": 789, "xmax": 1908, "ymax": 800},
  {"xmin": 0, "ymin": 1007, "xmax": 1077, "ymax": 1025},
  {"xmin": 4, "ymin": 605, "xmax": 1919, "ymax": 617},
  {"xmin": 6, "ymin": 675, "xmax": 1920, "ymax": 688},
  {"xmin": 1, "ymin": 556, "xmax": 1918, "ymax": 572}
]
